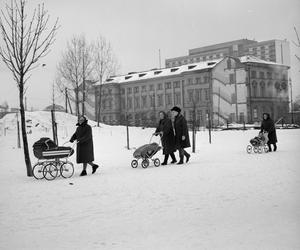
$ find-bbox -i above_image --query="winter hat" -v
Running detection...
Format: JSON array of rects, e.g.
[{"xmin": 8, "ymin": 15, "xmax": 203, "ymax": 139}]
[{"xmin": 171, "ymin": 106, "xmax": 181, "ymax": 113}]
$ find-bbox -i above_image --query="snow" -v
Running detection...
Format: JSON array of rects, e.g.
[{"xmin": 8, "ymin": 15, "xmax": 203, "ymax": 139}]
[{"xmin": 0, "ymin": 111, "xmax": 300, "ymax": 249}]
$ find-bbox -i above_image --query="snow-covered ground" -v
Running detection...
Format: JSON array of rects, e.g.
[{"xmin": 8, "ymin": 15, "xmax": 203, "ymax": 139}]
[{"xmin": 0, "ymin": 111, "xmax": 300, "ymax": 250}]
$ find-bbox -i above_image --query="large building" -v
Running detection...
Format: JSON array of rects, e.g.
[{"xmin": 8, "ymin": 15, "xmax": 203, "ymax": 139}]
[
  {"xmin": 166, "ymin": 39, "xmax": 290, "ymax": 68},
  {"xmin": 92, "ymin": 56, "xmax": 289, "ymax": 127}
]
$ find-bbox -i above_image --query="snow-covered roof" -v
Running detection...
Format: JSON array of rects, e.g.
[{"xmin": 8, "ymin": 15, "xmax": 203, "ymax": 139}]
[
  {"xmin": 239, "ymin": 55, "xmax": 289, "ymax": 67},
  {"xmin": 103, "ymin": 59, "xmax": 223, "ymax": 84}
]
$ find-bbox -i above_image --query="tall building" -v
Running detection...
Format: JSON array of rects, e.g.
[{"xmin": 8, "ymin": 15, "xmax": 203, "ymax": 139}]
[
  {"xmin": 166, "ymin": 39, "xmax": 290, "ymax": 68},
  {"xmin": 92, "ymin": 56, "xmax": 289, "ymax": 127}
]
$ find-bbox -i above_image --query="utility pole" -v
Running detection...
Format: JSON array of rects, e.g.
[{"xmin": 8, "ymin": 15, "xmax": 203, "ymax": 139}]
[
  {"xmin": 218, "ymin": 87, "xmax": 220, "ymax": 126},
  {"xmin": 289, "ymin": 78, "xmax": 294, "ymax": 124},
  {"xmin": 65, "ymin": 88, "xmax": 68, "ymax": 113},
  {"xmin": 159, "ymin": 49, "xmax": 161, "ymax": 69}
]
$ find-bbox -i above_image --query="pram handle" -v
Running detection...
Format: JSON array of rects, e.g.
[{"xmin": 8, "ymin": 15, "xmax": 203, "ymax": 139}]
[{"xmin": 150, "ymin": 132, "xmax": 163, "ymax": 145}]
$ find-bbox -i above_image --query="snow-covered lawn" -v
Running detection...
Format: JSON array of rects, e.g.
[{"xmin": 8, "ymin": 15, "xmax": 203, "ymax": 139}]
[{"xmin": 0, "ymin": 112, "xmax": 300, "ymax": 249}]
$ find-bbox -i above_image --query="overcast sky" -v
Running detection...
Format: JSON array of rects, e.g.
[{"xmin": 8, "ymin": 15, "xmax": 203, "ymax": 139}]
[{"xmin": 1, "ymin": 0, "xmax": 300, "ymax": 109}]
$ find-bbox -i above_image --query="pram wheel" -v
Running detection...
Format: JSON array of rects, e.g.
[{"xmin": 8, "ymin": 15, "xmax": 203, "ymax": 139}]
[
  {"xmin": 141, "ymin": 159, "xmax": 149, "ymax": 168},
  {"xmin": 131, "ymin": 159, "xmax": 138, "ymax": 168},
  {"xmin": 246, "ymin": 145, "xmax": 252, "ymax": 154},
  {"xmin": 60, "ymin": 162, "xmax": 74, "ymax": 178},
  {"xmin": 258, "ymin": 147, "xmax": 263, "ymax": 154},
  {"xmin": 43, "ymin": 162, "xmax": 58, "ymax": 180},
  {"xmin": 153, "ymin": 158, "xmax": 160, "ymax": 167},
  {"xmin": 253, "ymin": 147, "xmax": 259, "ymax": 153},
  {"xmin": 264, "ymin": 145, "xmax": 269, "ymax": 153},
  {"xmin": 32, "ymin": 162, "xmax": 45, "ymax": 180}
]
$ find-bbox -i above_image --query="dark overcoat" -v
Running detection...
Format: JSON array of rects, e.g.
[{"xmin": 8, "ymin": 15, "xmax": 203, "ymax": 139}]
[
  {"xmin": 70, "ymin": 121, "xmax": 94, "ymax": 163},
  {"xmin": 173, "ymin": 114, "xmax": 191, "ymax": 149},
  {"xmin": 155, "ymin": 118, "xmax": 176, "ymax": 155},
  {"xmin": 260, "ymin": 114, "xmax": 278, "ymax": 144}
]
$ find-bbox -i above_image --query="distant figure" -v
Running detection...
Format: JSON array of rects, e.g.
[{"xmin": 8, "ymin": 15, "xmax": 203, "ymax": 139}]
[
  {"xmin": 154, "ymin": 111, "xmax": 177, "ymax": 165},
  {"xmin": 171, "ymin": 106, "xmax": 191, "ymax": 164},
  {"xmin": 260, "ymin": 113, "xmax": 277, "ymax": 152},
  {"xmin": 70, "ymin": 116, "xmax": 99, "ymax": 176}
]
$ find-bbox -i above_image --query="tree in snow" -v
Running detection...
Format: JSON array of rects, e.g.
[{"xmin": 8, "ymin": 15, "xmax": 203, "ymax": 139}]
[
  {"xmin": 0, "ymin": 0, "xmax": 58, "ymax": 176},
  {"xmin": 92, "ymin": 35, "xmax": 119, "ymax": 126},
  {"xmin": 57, "ymin": 35, "xmax": 94, "ymax": 118}
]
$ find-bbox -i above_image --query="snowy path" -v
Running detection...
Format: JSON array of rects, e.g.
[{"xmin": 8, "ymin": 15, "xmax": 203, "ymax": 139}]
[{"xmin": 0, "ymin": 115, "xmax": 300, "ymax": 249}]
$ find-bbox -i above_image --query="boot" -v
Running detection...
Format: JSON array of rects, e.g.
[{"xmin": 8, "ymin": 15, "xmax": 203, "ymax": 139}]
[
  {"xmin": 273, "ymin": 144, "xmax": 277, "ymax": 152},
  {"xmin": 170, "ymin": 153, "xmax": 177, "ymax": 164},
  {"xmin": 268, "ymin": 143, "xmax": 272, "ymax": 152},
  {"xmin": 92, "ymin": 164, "xmax": 99, "ymax": 174},
  {"xmin": 177, "ymin": 157, "xmax": 184, "ymax": 165},
  {"xmin": 80, "ymin": 170, "xmax": 87, "ymax": 176},
  {"xmin": 161, "ymin": 155, "xmax": 169, "ymax": 165},
  {"xmin": 185, "ymin": 152, "xmax": 191, "ymax": 163}
]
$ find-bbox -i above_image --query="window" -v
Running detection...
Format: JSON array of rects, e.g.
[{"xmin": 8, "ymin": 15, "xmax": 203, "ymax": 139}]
[
  {"xmin": 174, "ymin": 92, "xmax": 181, "ymax": 105},
  {"xmin": 227, "ymin": 59, "xmax": 232, "ymax": 69},
  {"xmin": 158, "ymin": 94, "xmax": 163, "ymax": 106},
  {"xmin": 259, "ymin": 72, "xmax": 265, "ymax": 79},
  {"xmin": 187, "ymin": 78, "xmax": 193, "ymax": 85},
  {"xmin": 141, "ymin": 86, "xmax": 147, "ymax": 92},
  {"xmin": 253, "ymin": 108, "xmax": 258, "ymax": 119},
  {"xmin": 173, "ymin": 81, "xmax": 180, "ymax": 88},
  {"xmin": 127, "ymin": 88, "xmax": 132, "ymax": 94},
  {"xmin": 229, "ymin": 74, "xmax": 235, "ymax": 84},
  {"xmin": 267, "ymin": 72, "xmax": 272, "ymax": 79},
  {"xmin": 127, "ymin": 97, "xmax": 132, "ymax": 109},
  {"xmin": 149, "ymin": 95, "xmax": 155, "ymax": 107},
  {"xmin": 134, "ymin": 86, "xmax": 139, "ymax": 93},
  {"xmin": 198, "ymin": 110, "xmax": 203, "ymax": 124},
  {"xmin": 121, "ymin": 98, "xmax": 125, "ymax": 109},
  {"xmin": 149, "ymin": 85, "xmax": 154, "ymax": 91},
  {"xmin": 157, "ymin": 83, "xmax": 163, "ymax": 90},
  {"xmin": 231, "ymin": 93, "xmax": 237, "ymax": 103},
  {"xmin": 252, "ymin": 82, "xmax": 258, "ymax": 97},
  {"xmin": 251, "ymin": 71, "xmax": 257, "ymax": 78},
  {"xmin": 142, "ymin": 96, "xmax": 147, "ymax": 108},
  {"xmin": 166, "ymin": 94, "xmax": 172, "ymax": 105},
  {"xmin": 165, "ymin": 82, "xmax": 171, "ymax": 89},
  {"xmin": 134, "ymin": 97, "xmax": 140, "ymax": 108},
  {"xmin": 196, "ymin": 77, "xmax": 201, "ymax": 84},
  {"xmin": 188, "ymin": 90, "xmax": 194, "ymax": 102},
  {"xmin": 260, "ymin": 82, "xmax": 265, "ymax": 97},
  {"xmin": 195, "ymin": 89, "xmax": 201, "ymax": 102},
  {"xmin": 205, "ymin": 89, "xmax": 209, "ymax": 100},
  {"xmin": 121, "ymin": 88, "xmax": 125, "ymax": 95}
]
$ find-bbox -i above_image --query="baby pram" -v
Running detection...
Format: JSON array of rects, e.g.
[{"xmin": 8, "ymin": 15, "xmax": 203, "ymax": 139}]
[
  {"xmin": 131, "ymin": 133, "xmax": 162, "ymax": 168},
  {"xmin": 32, "ymin": 137, "xmax": 75, "ymax": 180},
  {"xmin": 246, "ymin": 132, "xmax": 269, "ymax": 154}
]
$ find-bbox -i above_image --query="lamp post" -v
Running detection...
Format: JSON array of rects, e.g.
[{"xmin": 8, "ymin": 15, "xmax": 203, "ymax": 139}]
[{"xmin": 289, "ymin": 78, "xmax": 294, "ymax": 124}]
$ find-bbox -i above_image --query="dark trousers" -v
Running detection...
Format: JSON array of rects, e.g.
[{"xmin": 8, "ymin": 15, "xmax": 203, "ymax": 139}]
[
  {"xmin": 178, "ymin": 148, "xmax": 189, "ymax": 160},
  {"xmin": 163, "ymin": 153, "xmax": 177, "ymax": 163}
]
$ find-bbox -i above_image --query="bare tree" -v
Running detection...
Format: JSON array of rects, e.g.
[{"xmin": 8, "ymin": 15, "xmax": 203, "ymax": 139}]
[
  {"xmin": 293, "ymin": 26, "xmax": 300, "ymax": 63},
  {"xmin": 93, "ymin": 35, "xmax": 119, "ymax": 126},
  {"xmin": 57, "ymin": 35, "xmax": 93, "ymax": 118},
  {"xmin": 0, "ymin": 0, "xmax": 58, "ymax": 176}
]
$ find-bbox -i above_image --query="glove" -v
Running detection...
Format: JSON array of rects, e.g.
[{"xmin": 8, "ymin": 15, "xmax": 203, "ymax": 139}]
[{"xmin": 182, "ymin": 136, "xmax": 185, "ymax": 141}]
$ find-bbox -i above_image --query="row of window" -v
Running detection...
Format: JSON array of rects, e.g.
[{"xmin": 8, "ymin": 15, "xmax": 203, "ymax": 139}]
[
  {"xmin": 251, "ymin": 81, "xmax": 288, "ymax": 97},
  {"xmin": 122, "ymin": 77, "xmax": 209, "ymax": 95},
  {"xmin": 167, "ymin": 53, "xmax": 224, "ymax": 67},
  {"xmin": 251, "ymin": 71, "xmax": 287, "ymax": 80}
]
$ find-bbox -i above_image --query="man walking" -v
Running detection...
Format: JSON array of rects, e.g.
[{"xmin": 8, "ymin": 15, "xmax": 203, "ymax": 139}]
[{"xmin": 171, "ymin": 106, "xmax": 191, "ymax": 165}]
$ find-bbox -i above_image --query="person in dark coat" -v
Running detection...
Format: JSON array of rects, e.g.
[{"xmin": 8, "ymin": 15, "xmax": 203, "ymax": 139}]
[
  {"xmin": 70, "ymin": 116, "xmax": 99, "ymax": 176},
  {"xmin": 260, "ymin": 113, "xmax": 278, "ymax": 152},
  {"xmin": 154, "ymin": 111, "xmax": 177, "ymax": 165},
  {"xmin": 171, "ymin": 106, "xmax": 191, "ymax": 165}
]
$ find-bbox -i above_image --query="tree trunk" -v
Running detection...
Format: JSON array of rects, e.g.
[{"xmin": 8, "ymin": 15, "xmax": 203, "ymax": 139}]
[
  {"xmin": 97, "ymin": 85, "xmax": 102, "ymax": 126},
  {"xmin": 75, "ymin": 87, "xmax": 80, "ymax": 118},
  {"xmin": 19, "ymin": 83, "xmax": 32, "ymax": 177}
]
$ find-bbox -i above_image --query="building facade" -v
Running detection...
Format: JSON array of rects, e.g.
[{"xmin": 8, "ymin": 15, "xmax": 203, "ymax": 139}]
[
  {"xmin": 92, "ymin": 56, "xmax": 289, "ymax": 127},
  {"xmin": 166, "ymin": 39, "xmax": 290, "ymax": 68}
]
